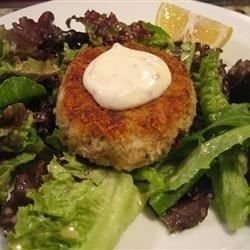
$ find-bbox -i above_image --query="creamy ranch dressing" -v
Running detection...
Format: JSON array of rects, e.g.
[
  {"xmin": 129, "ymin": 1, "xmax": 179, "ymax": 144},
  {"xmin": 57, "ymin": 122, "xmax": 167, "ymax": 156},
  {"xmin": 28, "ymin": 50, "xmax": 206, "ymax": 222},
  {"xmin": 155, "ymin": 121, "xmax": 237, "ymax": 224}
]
[{"xmin": 83, "ymin": 43, "xmax": 171, "ymax": 110}]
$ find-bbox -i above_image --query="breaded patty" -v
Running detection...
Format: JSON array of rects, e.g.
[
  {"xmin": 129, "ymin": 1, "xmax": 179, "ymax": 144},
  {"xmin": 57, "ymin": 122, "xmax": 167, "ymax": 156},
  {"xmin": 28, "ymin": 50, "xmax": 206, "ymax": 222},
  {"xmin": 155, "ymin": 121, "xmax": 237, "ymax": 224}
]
[{"xmin": 56, "ymin": 43, "xmax": 196, "ymax": 171}]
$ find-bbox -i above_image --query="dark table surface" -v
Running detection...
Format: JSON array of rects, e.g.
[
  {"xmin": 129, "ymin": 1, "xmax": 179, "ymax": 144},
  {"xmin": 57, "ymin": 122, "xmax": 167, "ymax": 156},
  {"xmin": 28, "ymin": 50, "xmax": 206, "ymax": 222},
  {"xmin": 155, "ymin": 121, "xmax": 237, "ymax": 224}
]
[{"xmin": 0, "ymin": 0, "xmax": 249, "ymax": 17}]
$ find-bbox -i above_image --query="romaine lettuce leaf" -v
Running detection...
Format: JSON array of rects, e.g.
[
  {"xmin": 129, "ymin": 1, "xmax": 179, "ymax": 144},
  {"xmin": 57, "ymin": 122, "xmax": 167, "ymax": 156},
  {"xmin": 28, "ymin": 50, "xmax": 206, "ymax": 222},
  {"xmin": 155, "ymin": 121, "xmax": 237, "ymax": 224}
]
[
  {"xmin": 210, "ymin": 149, "xmax": 250, "ymax": 231},
  {"xmin": 166, "ymin": 125, "xmax": 250, "ymax": 191},
  {"xmin": 8, "ymin": 155, "xmax": 146, "ymax": 250},
  {"xmin": 134, "ymin": 125, "xmax": 250, "ymax": 215},
  {"xmin": 168, "ymin": 103, "xmax": 250, "ymax": 162},
  {"xmin": 140, "ymin": 22, "xmax": 173, "ymax": 49},
  {"xmin": 0, "ymin": 76, "xmax": 46, "ymax": 109},
  {"xmin": 198, "ymin": 50, "xmax": 229, "ymax": 123},
  {"xmin": 149, "ymin": 171, "xmax": 204, "ymax": 215},
  {"xmin": 180, "ymin": 42, "xmax": 195, "ymax": 72}
]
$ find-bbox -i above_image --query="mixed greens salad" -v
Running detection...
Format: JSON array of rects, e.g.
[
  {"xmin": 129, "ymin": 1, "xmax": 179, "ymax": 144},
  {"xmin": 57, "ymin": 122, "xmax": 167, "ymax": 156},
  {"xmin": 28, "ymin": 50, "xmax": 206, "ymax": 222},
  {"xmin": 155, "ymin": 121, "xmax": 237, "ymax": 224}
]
[{"xmin": 0, "ymin": 6, "xmax": 250, "ymax": 250}]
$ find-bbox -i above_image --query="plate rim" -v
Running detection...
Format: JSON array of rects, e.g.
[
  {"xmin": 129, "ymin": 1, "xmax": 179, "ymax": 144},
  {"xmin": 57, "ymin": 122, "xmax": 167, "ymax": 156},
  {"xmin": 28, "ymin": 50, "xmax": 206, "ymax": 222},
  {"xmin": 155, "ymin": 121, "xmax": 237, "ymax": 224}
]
[{"xmin": 0, "ymin": 1, "xmax": 250, "ymax": 249}]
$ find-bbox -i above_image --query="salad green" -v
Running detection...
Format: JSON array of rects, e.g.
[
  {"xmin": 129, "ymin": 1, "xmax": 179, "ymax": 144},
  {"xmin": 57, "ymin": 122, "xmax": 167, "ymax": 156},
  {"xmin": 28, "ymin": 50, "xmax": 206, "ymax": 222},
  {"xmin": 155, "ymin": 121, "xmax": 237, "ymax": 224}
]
[
  {"xmin": 0, "ymin": 77, "xmax": 46, "ymax": 109},
  {"xmin": 134, "ymin": 49, "xmax": 250, "ymax": 229},
  {"xmin": 197, "ymin": 50, "xmax": 229, "ymax": 123},
  {"xmin": 0, "ymin": 6, "xmax": 249, "ymax": 250},
  {"xmin": 8, "ymin": 155, "xmax": 146, "ymax": 250},
  {"xmin": 0, "ymin": 58, "xmax": 60, "ymax": 81},
  {"xmin": 210, "ymin": 149, "xmax": 250, "ymax": 231},
  {"xmin": 135, "ymin": 125, "xmax": 250, "ymax": 215},
  {"xmin": 0, "ymin": 153, "xmax": 36, "ymax": 202},
  {"xmin": 0, "ymin": 111, "xmax": 44, "ymax": 153}
]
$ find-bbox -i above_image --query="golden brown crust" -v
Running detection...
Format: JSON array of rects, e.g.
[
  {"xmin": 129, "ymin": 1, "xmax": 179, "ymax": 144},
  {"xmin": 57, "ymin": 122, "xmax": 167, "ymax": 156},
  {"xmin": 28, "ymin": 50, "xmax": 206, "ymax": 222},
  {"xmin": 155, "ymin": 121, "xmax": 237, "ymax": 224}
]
[{"xmin": 56, "ymin": 43, "xmax": 196, "ymax": 171}]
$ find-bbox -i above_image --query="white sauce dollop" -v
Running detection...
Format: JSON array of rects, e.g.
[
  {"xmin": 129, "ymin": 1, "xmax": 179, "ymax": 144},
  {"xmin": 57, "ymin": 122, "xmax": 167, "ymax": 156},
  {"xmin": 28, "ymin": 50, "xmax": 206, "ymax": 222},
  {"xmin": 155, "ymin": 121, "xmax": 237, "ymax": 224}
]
[{"xmin": 83, "ymin": 43, "xmax": 171, "ymax": 110}]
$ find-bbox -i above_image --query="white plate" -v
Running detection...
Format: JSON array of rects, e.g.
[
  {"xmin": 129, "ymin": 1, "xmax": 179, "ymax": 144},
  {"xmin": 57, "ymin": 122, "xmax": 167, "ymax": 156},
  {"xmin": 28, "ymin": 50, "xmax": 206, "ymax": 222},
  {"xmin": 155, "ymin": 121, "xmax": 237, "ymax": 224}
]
[{"xmin": 0, "ymin": 1, "xmax": 250, "ymax": 249}]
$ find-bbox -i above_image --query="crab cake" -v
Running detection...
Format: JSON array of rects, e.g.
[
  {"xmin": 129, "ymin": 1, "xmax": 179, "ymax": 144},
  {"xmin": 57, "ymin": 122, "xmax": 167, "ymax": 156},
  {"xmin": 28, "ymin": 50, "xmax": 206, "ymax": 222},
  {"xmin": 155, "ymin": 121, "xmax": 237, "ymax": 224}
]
[{"xmin": 56, "ymin": 43, "xmax": 196, "ymax": 171}]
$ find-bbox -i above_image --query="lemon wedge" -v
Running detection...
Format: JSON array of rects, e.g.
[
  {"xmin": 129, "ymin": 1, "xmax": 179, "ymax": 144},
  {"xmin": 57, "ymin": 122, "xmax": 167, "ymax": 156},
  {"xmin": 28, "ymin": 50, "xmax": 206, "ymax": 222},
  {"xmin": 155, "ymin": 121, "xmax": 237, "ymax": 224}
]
[{"xmin": 156, "ymin": 2, "xmax": 233, "ymax": 48}]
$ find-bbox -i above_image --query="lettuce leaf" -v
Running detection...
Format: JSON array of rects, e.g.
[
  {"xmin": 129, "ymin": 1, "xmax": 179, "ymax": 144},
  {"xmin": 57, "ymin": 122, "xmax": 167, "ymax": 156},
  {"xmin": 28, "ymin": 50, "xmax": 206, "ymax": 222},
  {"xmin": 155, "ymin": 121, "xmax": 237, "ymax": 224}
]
[
  {"xmin": 68, "ymin": 10, "xmax": 173, "ymax": 49},
  {"xmin": 0, "ymin": 113, "xmax": 44, "ymax": 153},
  {"xmin": 166, "ymin": 125, "xmax": 250, "ymax": 191},
  {"xmin": 45, "ymin": 128, "xmax": 66, "ymax": 152},
  {"xmin": 180, "ymin": 42, "xmax": 195, "ymax": 72},
  {"xmin": 0, "ymin": 103, "xmax": 28, "ymax": 138},
  {"xmin": 8, "ymin": 155, "xmax": 146, "ymax": 250},
  {"xmin": 0, "ymin": 12, "xmax": 88, "ymax": 60},
  {"xmin": 197, "ymin": 50, "xmax": 229, "ymax": 123},
  {"xmin": 140, "ymin": 22, "xmax": 173, "ymax": 49},
  {"xmin": 0, "ymin": 76, "xmax": 46, "ymax": 109},
  {"xmin": 134, "ymin": 125, "xmax": 250, "ymax": 215},
  {"xmin": 168, "ymin": 103, "xmax": 250, "ymax": 162},
  {"xmin": 210, "ymin": 149, "xmax": 250, "ymax": 231},
  {"xmin": 0, "ymin": 58, "xmax": 60, "ymax": 81},
  {"xmin": 149, "ymin": 171, "xmax": 204, "ymax": 215},
  {"xmin": 0, "ymin": 152, "xmax": 36, "ymax": 202}
]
